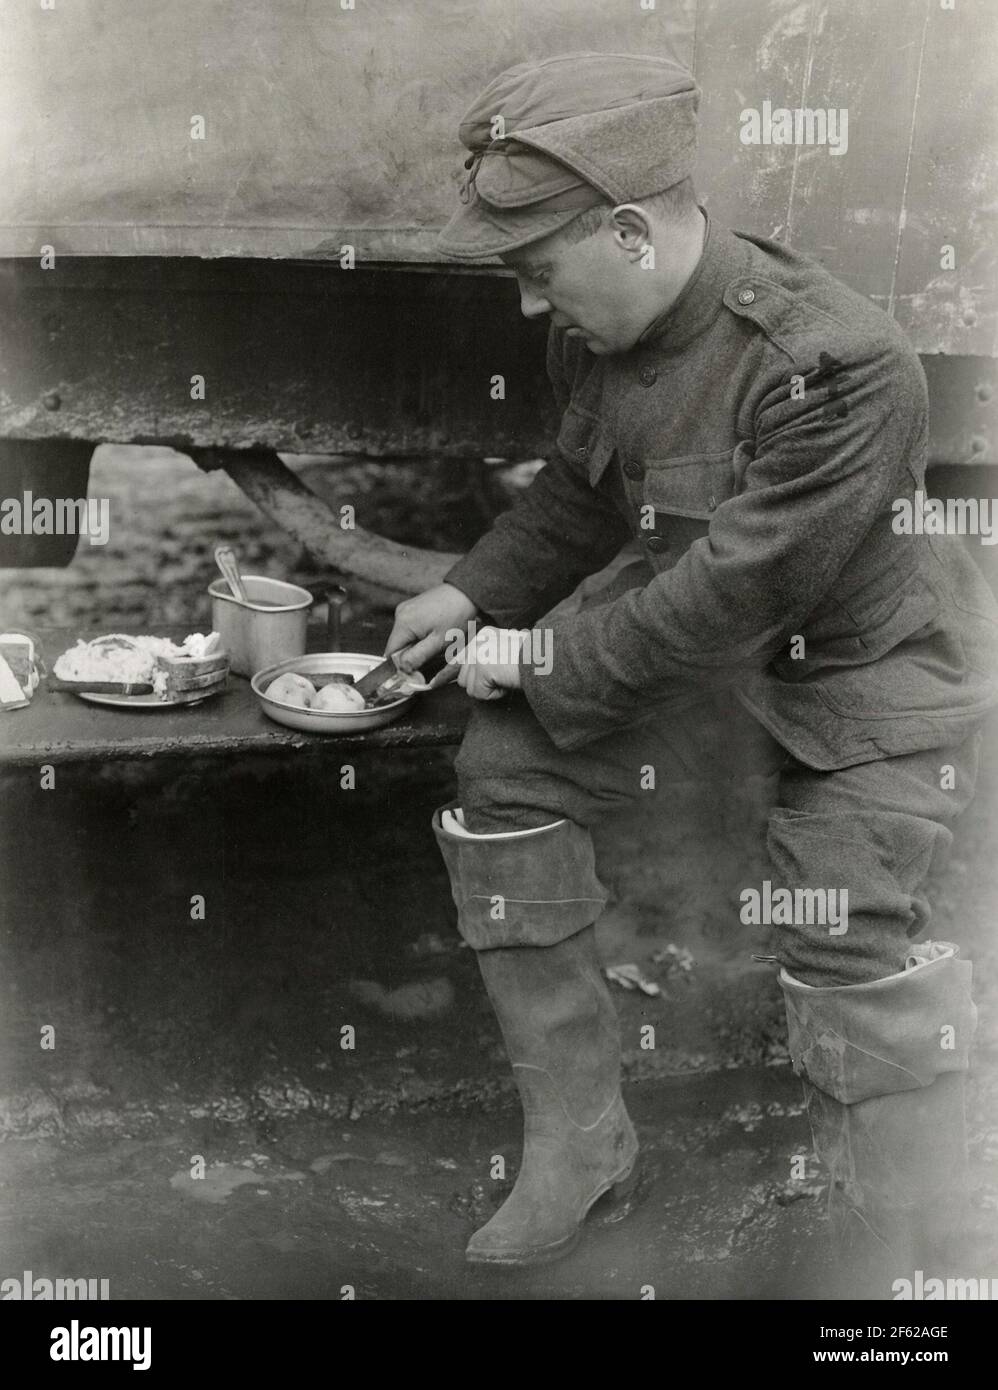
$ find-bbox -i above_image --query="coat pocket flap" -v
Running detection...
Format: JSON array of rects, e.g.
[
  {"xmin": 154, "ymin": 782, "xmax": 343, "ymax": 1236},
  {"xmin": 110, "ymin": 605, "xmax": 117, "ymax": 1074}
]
[
  {"xmin": 556, "ymin": 407, "xmax": 615, "ymax": 485},
  {"xmin": 641, "ymin": 449, "xmax": 738, "ymax": 519}
]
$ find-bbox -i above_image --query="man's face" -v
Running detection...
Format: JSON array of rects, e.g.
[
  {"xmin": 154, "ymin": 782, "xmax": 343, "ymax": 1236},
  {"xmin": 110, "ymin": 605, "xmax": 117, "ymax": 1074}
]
[{"xmin": 501, "ymin": 217, "xmax": 649, "ymax": 355}]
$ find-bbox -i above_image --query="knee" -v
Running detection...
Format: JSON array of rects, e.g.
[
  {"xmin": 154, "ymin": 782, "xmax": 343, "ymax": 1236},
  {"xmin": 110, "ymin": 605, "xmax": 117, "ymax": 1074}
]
[
  {"xmin": 454, "ymin": 697, "xmax": 543, "ymax": 789},
  {"xmin": 454, "ymin": 698, "xmax": 563, "ymax": 832},
  {"xmin": 765, "ymin": 807, "xmax": 952, "ymax": 984}
]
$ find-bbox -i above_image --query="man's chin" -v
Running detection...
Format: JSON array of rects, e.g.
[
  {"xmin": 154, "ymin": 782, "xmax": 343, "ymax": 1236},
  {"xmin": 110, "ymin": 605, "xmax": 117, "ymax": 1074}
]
[
  {"xmin": 570, "ymin": 331, "xmax": 633, "ymax": 356},
  {"xmin": 563, "ymin": 328, "xmax": 628, "ymax": 355}
]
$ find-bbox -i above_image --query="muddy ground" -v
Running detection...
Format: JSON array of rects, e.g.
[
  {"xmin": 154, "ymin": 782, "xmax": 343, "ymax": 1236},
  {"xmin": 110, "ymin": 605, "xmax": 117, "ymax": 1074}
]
[{"xmin": 1, "ymin": 448, "xmax": 997, "ymax": 1300}]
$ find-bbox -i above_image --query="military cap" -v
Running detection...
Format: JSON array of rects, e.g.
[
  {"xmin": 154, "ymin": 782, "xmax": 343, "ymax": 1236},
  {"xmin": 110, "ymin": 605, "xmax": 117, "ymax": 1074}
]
[{"xmin": 438, "ymin": 52, "xmax": 700, "ymax": 260}]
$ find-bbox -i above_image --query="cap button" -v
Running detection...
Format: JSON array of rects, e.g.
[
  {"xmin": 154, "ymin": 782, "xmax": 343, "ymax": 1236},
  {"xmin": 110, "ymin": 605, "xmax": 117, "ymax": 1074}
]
[{"xmin": 737, "ymin": 288, "xmax": 756, "ymax": 306}]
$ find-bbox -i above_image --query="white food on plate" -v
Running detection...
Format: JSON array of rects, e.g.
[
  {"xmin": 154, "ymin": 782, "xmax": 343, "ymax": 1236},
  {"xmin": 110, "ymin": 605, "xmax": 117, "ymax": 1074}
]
[
  {"xmin": 53, "ymin": 632, "xmax": 222, "ymax": 686},
  {"xmin": 311, "ymin": 681, "xmax": 366, "ymax": 713},
  {"xmin": 174, "ymin": 632, "xmax": 222, "ymax": 660},
  {"xmin": 266, "ymin": 672, "xmax": 317, "ymax": 708}
]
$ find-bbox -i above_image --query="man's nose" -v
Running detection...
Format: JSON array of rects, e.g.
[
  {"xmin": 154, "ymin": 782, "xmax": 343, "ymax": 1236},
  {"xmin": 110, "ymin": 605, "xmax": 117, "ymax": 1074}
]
[{"xmin": 518, "ymin": 283, "xmax": 551, "ymax": 320}]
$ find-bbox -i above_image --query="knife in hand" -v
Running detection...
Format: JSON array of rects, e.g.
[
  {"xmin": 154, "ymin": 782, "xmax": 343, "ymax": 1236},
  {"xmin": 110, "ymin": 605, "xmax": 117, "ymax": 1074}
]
[{"xmin": 353, "ymin": 647, "xmax": 457, "ymax": 700}]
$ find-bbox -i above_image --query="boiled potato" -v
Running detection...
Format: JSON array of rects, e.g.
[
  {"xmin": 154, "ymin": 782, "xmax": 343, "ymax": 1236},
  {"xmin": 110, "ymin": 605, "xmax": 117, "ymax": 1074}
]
[
  {"xmin": 266, "ymin": 672, "xmax": 317, "ymax": 707},
  {"xmin": 312, "ymin": 681, "xmax": 366, "ymax": 713}
]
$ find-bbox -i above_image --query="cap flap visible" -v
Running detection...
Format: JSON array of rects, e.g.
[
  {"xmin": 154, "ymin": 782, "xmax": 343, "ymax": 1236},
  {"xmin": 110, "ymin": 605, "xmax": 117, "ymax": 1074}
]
[{"xmin": 472, "ymin": 141, "xmax": 583, "ymax": 208}]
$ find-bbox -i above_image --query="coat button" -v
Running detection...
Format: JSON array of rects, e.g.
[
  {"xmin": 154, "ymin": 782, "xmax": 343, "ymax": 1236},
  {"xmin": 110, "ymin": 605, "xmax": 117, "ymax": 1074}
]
[
  {"xmin": 737, "ymin": 288, "xmax": 756, "ymax": 306},
  {"xmin": 646, "ymin": 535, "xmax": 669, "ymax": 553},
  {"xmin": 576, "ymin": 446, "xmax": 588, "ymax": 459},
  {"xmin": 638, "ymin": 365, "xmax": 658, "ymax": 387},
  {"xmin": 623, "ymin": 459, "xmax": 643, "ymax": 479}
]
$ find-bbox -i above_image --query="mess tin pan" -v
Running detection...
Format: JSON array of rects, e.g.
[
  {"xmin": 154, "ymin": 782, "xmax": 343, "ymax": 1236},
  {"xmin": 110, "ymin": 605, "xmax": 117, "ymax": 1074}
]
[{"xmin": 251, "ymin": 651, "xmax": 426, "ymax": 733}]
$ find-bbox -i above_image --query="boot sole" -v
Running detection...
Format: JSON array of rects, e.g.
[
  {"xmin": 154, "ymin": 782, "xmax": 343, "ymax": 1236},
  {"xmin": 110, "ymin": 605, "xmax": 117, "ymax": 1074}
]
[{"xmin": 465, "ymin": 1158, "xmax": 640, "ymax": 1268}]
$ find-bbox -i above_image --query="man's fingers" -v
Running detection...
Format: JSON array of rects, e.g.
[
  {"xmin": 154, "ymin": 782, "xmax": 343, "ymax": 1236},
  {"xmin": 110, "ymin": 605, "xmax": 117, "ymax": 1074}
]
[
  {"xmin": 383, "ymin": 619, "xmax": 416, "ymax": 659},
  {"xmin": 398, "ymin": 632, "xmax": 445, "ymax": 672},
  {"xmin": 458, "ymin": 664, "xmax": 507, "ymax": 701},
  {"xmin": 427, "ymin": 663, "xmax": 459, "ymax": 690}
]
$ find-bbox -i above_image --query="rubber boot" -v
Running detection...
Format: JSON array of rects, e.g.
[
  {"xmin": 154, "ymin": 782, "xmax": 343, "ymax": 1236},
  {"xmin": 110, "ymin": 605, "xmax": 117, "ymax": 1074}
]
[
  {"xmin": 780, "ymin": 942, "xmax": 977, "ymax": 1295},
  {"xmin": 467, "ymin": 924, "xmax": 638, "ymax": 1266},
  {"xmin": 432, "ymin": 804, "xmax": 638, "ymax": 1266},
  {"xmin": 799, "ymin": 1073, "xmax": 971, "ymax": 1290}
]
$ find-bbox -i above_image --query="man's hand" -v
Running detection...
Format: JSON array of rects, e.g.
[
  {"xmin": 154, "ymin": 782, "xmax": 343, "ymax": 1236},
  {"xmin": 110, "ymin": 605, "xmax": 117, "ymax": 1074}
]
[
  {"xmin": 385, "ymin": 583, "xmax": 479, "ymax": 673},
  {"xmin": 455, "ymin": 627, "xmax": 525, "ymax": 701}
]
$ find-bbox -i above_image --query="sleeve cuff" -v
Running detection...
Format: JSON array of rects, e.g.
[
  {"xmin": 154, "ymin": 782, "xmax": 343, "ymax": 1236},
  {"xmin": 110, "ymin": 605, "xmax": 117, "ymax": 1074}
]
[
  {"xmin": 518, "ymin": 631, "xmax": 593, "ymax": 751},
  {"xmin": 443, "ymin": 555, "xmax": 531, "ymax": 631}
]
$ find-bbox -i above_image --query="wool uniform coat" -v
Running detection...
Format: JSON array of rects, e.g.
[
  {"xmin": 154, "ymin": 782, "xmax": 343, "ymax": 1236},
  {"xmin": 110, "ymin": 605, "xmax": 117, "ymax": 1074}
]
[{"xmin": 443, "ymin": 214, "xmax": 998, "ymax": 768}]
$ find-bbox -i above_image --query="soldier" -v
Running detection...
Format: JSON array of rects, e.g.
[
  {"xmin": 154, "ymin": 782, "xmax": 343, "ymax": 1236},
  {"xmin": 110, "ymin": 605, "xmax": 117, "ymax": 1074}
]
[{"xmin": 385, "ymin": 53, "xmax": 998, "ymax": 1284}]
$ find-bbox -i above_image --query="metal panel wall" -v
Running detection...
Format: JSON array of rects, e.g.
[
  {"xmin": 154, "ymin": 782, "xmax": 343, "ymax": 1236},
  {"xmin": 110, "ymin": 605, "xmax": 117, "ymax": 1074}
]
[{"xmin": 1, "ymin": 0, "xmax": 994, "ymax": 355}]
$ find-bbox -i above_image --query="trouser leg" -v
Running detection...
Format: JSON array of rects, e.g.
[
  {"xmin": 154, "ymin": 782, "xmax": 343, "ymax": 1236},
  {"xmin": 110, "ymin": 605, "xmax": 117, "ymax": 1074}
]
[{"xmin": 768, "ymin": 736, "xmax": 983, "ymax": 1293}]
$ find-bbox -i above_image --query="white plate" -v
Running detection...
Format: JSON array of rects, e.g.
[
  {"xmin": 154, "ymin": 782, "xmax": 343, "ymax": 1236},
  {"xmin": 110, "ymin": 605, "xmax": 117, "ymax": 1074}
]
[
  {"xmin": 77, "ymin": 689, "xmax": 220, "ymax": 709},
  {"xmin": 251, "ymin": 652, "xmax": 426, "ymax": 733}
]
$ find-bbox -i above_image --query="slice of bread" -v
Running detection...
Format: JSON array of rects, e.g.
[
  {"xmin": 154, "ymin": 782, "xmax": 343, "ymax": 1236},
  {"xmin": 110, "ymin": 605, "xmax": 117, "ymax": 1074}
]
[{"xmin": 153, "ymin": 654, "xmax": 229, "ymax": 698}]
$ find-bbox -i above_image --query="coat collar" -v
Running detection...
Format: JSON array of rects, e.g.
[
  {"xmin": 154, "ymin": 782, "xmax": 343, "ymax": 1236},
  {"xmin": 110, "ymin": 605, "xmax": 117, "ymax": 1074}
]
[{"xmin": 635, "ymin": 208, "xmax": 752, "ymax": 355}]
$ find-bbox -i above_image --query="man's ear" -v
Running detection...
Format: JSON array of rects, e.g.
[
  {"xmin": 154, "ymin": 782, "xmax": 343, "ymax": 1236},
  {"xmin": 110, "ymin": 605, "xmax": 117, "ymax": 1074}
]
[{"xmin": 610, "ymin": 203, "xmax": 653, "ymax": 257}]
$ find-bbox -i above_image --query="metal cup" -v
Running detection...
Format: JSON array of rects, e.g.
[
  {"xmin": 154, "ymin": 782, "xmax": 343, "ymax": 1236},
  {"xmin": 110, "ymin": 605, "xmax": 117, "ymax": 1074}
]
[{"xmin": 208, "ymin": 575, "xmax": 312, "ymax": 677}]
